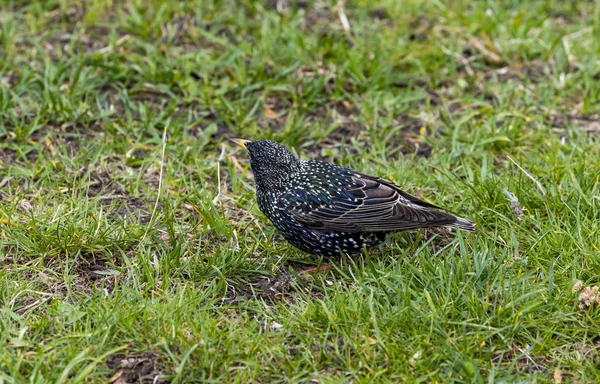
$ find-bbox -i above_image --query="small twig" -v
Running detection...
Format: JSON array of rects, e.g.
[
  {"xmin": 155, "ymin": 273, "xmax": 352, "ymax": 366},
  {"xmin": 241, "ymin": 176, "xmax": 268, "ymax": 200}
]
[
  {"xmin": 507, "ymin": 156, "xmax": 546, "ymax": 196},
  {"xmin": 94, "ymin": 206, "xmax": 103, "ymax": 238},
  {"xmin": 96, "ymin": 194, "xmax": 127, "ymax": 200},
  {"xmin": 212, "ymin": 144, "xmax": 226, "ymax": 206},
  {"xmin": 8, "ymin": 290, "xmax": 53, "ymax": 307},
  {"xmin": 468, "ymin": 36, "xmax": 501, "ymax": 63},
  {"xmin": 16, "ymin": 298, "xmax": 53, "ymax": 314},
  {"xmin": 17, "ymin": 299, "xmax": 40, "ymax": 313},
  {"xmin": 456, "ymin": 54, "xmax": 475, "ymax": 77},
  {"xmin": 337, "ymin": 2, "xmax": 351, "ymax": 32},
  {"xmin": 97, "ymin": 35, "xmax": 130, "ymax": 54}
]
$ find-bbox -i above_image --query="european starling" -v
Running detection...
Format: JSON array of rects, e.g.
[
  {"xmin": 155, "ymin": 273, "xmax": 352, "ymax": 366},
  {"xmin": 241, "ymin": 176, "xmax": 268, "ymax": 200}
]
[{"xmin": 231, "ymin": 139, "xmax": 475, "ymax": 257}]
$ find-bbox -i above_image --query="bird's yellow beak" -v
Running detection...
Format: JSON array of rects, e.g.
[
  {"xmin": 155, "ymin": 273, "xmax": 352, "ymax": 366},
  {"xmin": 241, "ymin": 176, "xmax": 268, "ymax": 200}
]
[{"xmin": 230, "ymin": 138, "xmax": 251, "ymax": 149}]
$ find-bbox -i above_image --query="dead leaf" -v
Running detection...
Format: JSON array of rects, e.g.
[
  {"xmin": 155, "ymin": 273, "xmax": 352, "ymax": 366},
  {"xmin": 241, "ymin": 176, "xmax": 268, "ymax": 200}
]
[
  {"xmin": 108, "ymin": 369, "xmax": 124, "ymax": 384},
  {"xmin": 554, "ymin": 367, "xmax": 562, "ymax": 384},
  {"xmin": 159, "ymin": 231, "xmax": 170, "ymax": 244},
  {"xmin": 264, "ymin": 105, "xmax": 278, "ymax": 118},
  {"xmin": 44, "ymin": 137, "xmax": 56, "ymax": 157}
]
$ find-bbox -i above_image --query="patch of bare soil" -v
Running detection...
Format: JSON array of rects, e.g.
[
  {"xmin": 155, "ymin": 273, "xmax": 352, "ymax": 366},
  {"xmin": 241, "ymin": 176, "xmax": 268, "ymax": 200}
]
[
  {"xmin": 478, "ymin": 61, "xmax": 548, "ymax": 87},
  {"xmin": 0, "ymin": 147, "xmax": 17, "ymax": 165},
  {"xmin": 368, "ymin": 7, "xmax": 389, "ymax": 22},
  {"xmin": 257, "ymin": 96, "xmax": 292, "ymax": 131},
  {"xmin": 9, "ymin": 293, "xmax": 51, "ymax": 315},
  {"xmin": 407, "ymin": 16, "xmax": 435, "ymax": 42},
  {"xmin": 252, "ymin": 269, "xmax": 297, "ymax": 303},
  {"xmin": 546, "ymin": 108, "xmax": 600, "ymax": 150},
  {"xmin": 574, "ymin": 339, "xmax": 600, "ymax": 363},
  {"xmin": 35, "ymin": 257, "xmax": 120, "ymax": 300},
  {"xmin": 39, "ymin": 3, "xmax": 129, "ymax": 57},
  {"xmin": 264, "ymin": 0, "xmax": 336, "ymax": 30},
  {"xmin": 71, "ymin": 257, "xmax": 119, "ymax": 296},
  {"xmin": 395, "ymin": 117, "xmax": 434, "ymax": 157},
  {"xmin": 0, "ymin": 145, "xmax": 38, "ymax": 165},
  {"xmin": 1, "ymin": 73, "xmax": 19, "ymax": 87},
  {"xmin": 1, "ymin": 123, "xmax": 98, "ymax": 168},
  {"xmin": 222, "ymin": 262, "xmax": 327, "ymax": 305},
  {"xmin": 548, "ymin": 111, "xmax": 600, "ymax": 132},
  {"xmin": 304, "ymin": 100, "xmax": 439, "ymax": 161},
  {"xmin": 300, "ymin": 101, "xmax": 364, "ymax": 161},
  {"xmin": 106, "ymin": 352, "xmax": 167, "ymax": 384},
  {"xmin": 286, "ymin": 334, "xmax": 356, "ymax": 366},
  {"xmin": 110, "ymin": 197, "xmax": 152, "ymax": 224},
  {"xmin": 3, "ymin": 255, "xmax": 119, "ymax": 315},
  {"xmin": 264, "ymin": 0, "xmax": 309, "ymax": 11},
  {"xmin": 492, "ymin": 345, "xmax": 551, "ymax": 375},
  {"xmin": 87, "ymin": 166, "xmax": 153, "ymax": 224},
  {"xmin": 52, "ymin": 27, "xmax": 111, "ymax": 55},
  {"xmin": 96, "ymin": 85, "xmax": 174, "ymax": 126},
  {"xmin": 222, "ymin": 268, "xmax": 296, "ymax": 305}
]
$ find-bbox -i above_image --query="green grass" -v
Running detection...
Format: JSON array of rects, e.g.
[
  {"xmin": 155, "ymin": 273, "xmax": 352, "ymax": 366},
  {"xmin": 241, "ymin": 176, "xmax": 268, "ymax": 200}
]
[{"xmin": 1, "ymin": 0, "xmax": 600, "ymax": 382}]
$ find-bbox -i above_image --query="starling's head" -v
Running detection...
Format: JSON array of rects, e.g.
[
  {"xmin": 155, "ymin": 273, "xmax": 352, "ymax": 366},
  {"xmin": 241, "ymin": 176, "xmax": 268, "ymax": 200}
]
[{"xmin": 230, "ymin": 139, "xmax": 300, "ymax": 189}]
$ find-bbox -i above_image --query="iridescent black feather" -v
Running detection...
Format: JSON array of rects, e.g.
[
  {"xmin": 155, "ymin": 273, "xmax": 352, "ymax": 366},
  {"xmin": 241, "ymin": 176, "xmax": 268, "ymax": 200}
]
[{"xmin": 237, "ymin": 139, "xmax": 475, "ymax": 256}]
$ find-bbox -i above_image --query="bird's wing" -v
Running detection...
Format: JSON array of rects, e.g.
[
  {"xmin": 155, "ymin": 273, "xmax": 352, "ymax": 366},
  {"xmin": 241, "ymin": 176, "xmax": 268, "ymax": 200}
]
[{"xmin": 283, "ymin": 172, "xmax": 460, "ymax": 233}]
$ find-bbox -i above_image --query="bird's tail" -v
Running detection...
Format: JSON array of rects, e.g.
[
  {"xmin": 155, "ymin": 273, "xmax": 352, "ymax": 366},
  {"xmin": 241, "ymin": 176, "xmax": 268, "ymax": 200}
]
[{"xmin": 449, "ymin": 217, "xmax": 476, "ymax": 232}]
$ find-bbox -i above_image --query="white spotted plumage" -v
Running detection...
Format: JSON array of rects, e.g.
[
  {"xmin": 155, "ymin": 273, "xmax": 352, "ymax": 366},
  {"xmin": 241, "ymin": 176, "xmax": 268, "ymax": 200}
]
[{"xmin": 238, "ymin": 140, "xmax": 475, "ymax": 256}]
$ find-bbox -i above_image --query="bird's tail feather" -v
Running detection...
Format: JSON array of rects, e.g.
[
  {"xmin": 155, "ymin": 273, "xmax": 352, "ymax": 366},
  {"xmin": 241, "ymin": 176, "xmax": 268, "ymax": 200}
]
[{"xmin": 449, "ymin": 217, "xmax": 476, "ymax": 232}]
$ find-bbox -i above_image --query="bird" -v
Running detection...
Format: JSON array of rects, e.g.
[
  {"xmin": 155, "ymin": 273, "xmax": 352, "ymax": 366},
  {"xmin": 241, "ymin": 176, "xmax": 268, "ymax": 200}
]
[{"xmin": 230, "ymin": 139, "xmax": 475, "ymax": 258}]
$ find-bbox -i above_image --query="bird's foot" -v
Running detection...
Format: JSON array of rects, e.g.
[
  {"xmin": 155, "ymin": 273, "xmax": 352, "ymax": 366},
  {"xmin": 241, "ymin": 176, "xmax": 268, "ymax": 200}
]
[{"xmin": 300, "ymin": 264, "xmax": 332, "ymax": 275}]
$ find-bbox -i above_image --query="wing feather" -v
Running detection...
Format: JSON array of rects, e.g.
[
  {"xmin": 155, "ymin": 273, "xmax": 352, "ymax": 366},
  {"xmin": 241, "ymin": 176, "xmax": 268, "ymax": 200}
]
[{"xmin": 285, "ymin": 170, "xmax": 465, "ymax": 233}]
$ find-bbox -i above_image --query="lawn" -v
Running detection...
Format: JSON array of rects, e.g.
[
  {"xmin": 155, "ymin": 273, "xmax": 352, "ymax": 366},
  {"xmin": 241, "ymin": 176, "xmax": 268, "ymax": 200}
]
[{"xmin": 1, "ymin": 0, "xmax": 599, "ymax": 382}]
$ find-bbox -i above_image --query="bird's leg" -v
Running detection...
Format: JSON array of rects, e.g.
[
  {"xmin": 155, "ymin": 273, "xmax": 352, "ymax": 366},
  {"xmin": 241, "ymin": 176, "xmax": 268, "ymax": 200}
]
[{"xmin": 300, "ymin": 264, "xmax": 332, "ymax": 275}]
